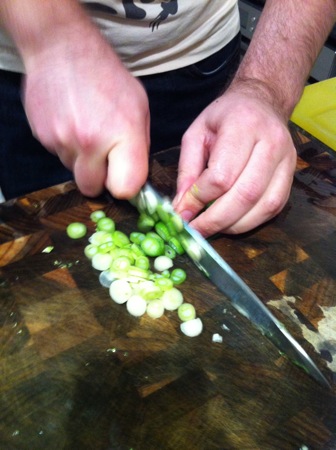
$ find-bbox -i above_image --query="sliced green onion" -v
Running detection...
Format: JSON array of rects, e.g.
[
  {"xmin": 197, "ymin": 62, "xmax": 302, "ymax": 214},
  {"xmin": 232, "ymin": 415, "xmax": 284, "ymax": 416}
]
[
  {"xmin": 164, "ymin": 245, "xmax": 176, "ymax": 259},
  {"xmin": 109, "ymin": 279, "xmax": 133, "ymax": 304},
  {"xmin": 113, "ymin": 230, "xmax": 130, "ymax": 248},
  {"xmin": 97, "ymin": 217, "xmax": 116, "ymax": 233},
  {"xmin": 90, "ymin": 210, "xmax": 106, "ymax": 222},
  {"xmin": 170, "ymin": 268, "xmax": 187, "ymax": 285},
  {"xmin": 84, "ymin": 244, "xmax": 98, "ymax": 259},
  {"xmin": 135, "ymin": 255, "xmax": 150, "ymax": 270},
  {"xmin": 156, "ymin": 203, "xmax": 171, "ymax": 223},
  {"xmin": 130, "ymin": 243, "xmax": 145, "ymax": 258},
  {"xmin": 66, "ymin": 222, "xmax": 87, "ymax": 239},
  {"xmin": 154, "ymin": 222, "xmax": 171, "ymax": 242},
  {"xmin": 143, "ymin": 188, "xmax": 158, "ymax": 215},
  {"xmin": 180, "ymin": 318, "xmax": 203, "ymax": 337},
  {"xmin": 167, "ymin": 236, "xmax": 185, "ymax": 255},
  {"xmin": 128, "ymin": 266, "xmax": 150, "ymax": 280},
  {"xmin": 179, "ymin": 233, "xmax": 202, "ymax": 261},
  {"xmin": 92, "ymin": 253, "xmax": 113, "ymax": 271},
  {"xmin": 111, "ymin": 256, "xmax": 132, "ymax": 271},
  {"xmin": 140, "ymin": 236, "xmax": 164, "ymax": 257},
  {"xmin": 161, "ymin": 287, "xmax": 184, "ymax": 311},
  {"xmin": 139, "ymin": 281, "xmax": 162, "ymax": 300},
  {"xmin": 177, "ymin": 303, "xmax": 196, "ymax": 321},
  {"xmin": 98, "ymin": 241, "xmax": 115, "ymax": 254},
  {"xmin": 146, "ymin": 300, "xmax": 165, "ymax": 319},
  {"xmin": 130, "ymin": 232, "xmax": 146, "ymax": 245},
  {"xmin": 154, "ymin": 255, "xmax": 173, "ymax": 272},
  {"xmin": 154, "ymin": 277, "xmax": 173, "ymax": 291},
  {"xmin": 137, "ymin": 213, "xmax": 155, "ymax": 233},
  {"xmin": 89, "ymin": 231, "xmax": 113, "ymax": 246},
  {"xmin": 99, "ymin": 270, "xmax": 117, "ymax": 288},
  {"xmin": 169, "ymin": 213, "xmax": 184, "ymax": 233},
  {"xmin": 42, "ymin": 245, "xmax": 54, "ymax": 254},
  {"xmin": 126, "ymin": 295, "xmax": 147, "ymax": 317}
]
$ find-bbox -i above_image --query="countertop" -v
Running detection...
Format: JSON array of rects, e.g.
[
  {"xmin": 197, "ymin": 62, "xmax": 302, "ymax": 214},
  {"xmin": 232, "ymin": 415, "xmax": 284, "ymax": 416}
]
[{"xmin": 0, "ymin": 127, "xmax": 336, "ymax": 450}]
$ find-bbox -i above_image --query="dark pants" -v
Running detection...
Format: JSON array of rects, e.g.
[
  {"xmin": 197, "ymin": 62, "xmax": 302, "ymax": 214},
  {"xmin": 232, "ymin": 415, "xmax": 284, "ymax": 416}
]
[{"xmin": 0, "ymin": 34, "xmax": 240, "ymax": 200}]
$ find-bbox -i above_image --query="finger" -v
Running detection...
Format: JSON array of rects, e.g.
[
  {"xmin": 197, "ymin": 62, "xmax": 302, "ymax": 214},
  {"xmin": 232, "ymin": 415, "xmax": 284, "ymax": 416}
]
[
  {"xmin": 173, "ymin": 128, "xmax": 210, "ymax": 208},
  {"xmin": 186, "ymin": 140, "xmax": 285, "ymax": 236},
  {"xmin": 174, "ymin": 129, "xmax": 257, "ymax": 221},
  {"xmin": 106, "ymin": 135, "xmax": 149, "ymax": 199},
  {"xmin": 74, "ymin": 152, "xmax": 107, "ymax": 197},
  {"xmin": 224, "ymin": 159, "xmax": 295, "ymax": 234},
  {"xmin": 189, "ymin": 155, "xmax": 295, "ymax": 236}
]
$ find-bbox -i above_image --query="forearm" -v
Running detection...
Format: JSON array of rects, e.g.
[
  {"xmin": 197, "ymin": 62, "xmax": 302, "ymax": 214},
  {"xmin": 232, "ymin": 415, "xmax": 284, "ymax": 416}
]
[
  {"xmin": 0, "ymin": 0, "xmax": 118, "ymax": 71},
  {"xmin": 232, "ymin": 0, "xmax": 336, "ymax": 119}
]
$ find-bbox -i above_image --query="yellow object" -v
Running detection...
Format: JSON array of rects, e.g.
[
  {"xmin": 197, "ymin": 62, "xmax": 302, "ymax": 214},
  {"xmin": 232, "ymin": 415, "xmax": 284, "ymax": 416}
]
[{"xmin": 291, "ymin": 77, "xmax": 336, "ymax": 151}]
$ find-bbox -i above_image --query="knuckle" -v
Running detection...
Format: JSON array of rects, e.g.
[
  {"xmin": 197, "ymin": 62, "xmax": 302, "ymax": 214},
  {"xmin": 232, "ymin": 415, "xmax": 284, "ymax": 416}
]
[
  {"xmin": 263, "ymin": 192, "xmax": 286, "ymax": 216},
  {"xmin": 210, "ymin": 169, "xmax": 232, "ymax": 193},
  {"xmin": 236, "ymin": 181, "xmax": 262, "ymax": 206}
]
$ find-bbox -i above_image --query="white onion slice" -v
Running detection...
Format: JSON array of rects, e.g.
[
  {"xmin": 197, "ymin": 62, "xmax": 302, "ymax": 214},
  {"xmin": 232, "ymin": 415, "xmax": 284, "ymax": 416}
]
[
  {"xmin": 146, "ymin": 300, "xmax": 165, "ymax": 319},
  {"xmin": 126, "ymin": 295, "xmax": 147, "ymax": 317},
  {"xmin": 161, "ymin": 288, "xmax": 183, "ymax": 311},
  {"xmin": 153, "ymin": 255, "xmax": 173, "ymax": 272},
  {"xmin": 180, "ymin": 318, "xmax": 203, "ymax": 337},
  {"xmin": 109, "ymin": 279, "xmax": 133, "ymax": 304}
]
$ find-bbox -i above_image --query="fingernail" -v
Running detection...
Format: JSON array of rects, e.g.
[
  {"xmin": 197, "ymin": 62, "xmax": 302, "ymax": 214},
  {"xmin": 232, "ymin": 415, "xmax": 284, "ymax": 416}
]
[
  {"xmin": 180, "ymin": 210, "xmax": 194, "ymax": 222},
  {"xmin": 173, "ymin": 191, "xmax": 183, "ymax": 207}
]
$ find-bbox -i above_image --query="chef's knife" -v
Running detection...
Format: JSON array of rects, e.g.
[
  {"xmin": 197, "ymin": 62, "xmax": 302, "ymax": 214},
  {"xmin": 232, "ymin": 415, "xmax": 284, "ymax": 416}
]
[{"xmin": 135, "ymin": 182, "xmax": 330, "ymax": 388}]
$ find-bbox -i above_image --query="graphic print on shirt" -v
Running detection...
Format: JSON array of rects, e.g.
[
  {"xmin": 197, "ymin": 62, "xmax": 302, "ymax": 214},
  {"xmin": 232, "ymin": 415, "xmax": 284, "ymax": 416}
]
[{"xmin": 84, "ymin": 1, "xmax": 178, "ymax": 30}]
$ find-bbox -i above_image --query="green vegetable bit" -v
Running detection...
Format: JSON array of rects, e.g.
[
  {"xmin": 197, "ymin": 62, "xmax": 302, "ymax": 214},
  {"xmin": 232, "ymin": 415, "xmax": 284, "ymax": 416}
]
[{"xmin": 66, "ymin": 222, "xmax": 87, "ymax": 239}]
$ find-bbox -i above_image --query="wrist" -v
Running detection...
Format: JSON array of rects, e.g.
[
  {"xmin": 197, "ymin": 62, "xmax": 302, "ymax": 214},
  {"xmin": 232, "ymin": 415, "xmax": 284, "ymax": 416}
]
[
  {"xmin": 228, "ymin": 75, "xmax": 296, "ymax": 122},
  {"xmin": 0, "ymin": 0, "xmax": 97, "ymax": 71}
]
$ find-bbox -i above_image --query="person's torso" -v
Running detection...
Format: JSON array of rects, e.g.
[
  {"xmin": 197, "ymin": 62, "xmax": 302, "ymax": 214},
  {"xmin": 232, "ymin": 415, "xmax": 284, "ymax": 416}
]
[{"xmin": 0, "ymin": 0, "xmax": 240, "ymax": 75}]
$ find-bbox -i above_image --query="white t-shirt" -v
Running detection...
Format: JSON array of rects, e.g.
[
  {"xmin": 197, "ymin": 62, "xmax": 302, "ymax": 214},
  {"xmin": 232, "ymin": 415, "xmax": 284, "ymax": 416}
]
[{"xmin": 0, "ymin": 0, "xmax": 240, "ymax": 76}]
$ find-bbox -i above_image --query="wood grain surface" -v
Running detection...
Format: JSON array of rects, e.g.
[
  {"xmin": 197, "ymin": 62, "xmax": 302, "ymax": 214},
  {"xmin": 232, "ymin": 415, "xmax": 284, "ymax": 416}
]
[{"xmin": 0, "ymin": 129, "xmax": 336, "ymax": 450}]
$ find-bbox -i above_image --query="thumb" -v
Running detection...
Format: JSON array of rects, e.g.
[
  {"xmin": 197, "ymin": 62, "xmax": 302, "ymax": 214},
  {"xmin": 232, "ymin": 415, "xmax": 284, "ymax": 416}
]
[{"xmin": 105, "ymin": 137, "xmax": 149, "ymax": 199}]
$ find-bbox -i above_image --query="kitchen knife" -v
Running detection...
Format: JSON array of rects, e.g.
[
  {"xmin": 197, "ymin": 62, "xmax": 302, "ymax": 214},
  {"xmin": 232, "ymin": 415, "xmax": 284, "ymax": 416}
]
[{"xmin": 134, "ymin": 182, "xmax": 330, "ymax": 388}]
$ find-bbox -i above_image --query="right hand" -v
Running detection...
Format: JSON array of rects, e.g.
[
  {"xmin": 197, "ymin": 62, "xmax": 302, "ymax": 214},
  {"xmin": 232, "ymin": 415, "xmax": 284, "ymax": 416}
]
[{"xmin": 22, "ymin": 20, "xmax": 150, "ymax": 199}]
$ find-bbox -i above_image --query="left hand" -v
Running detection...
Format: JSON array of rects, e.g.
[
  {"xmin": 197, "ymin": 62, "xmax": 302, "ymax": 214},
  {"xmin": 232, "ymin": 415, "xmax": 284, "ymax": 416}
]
[{"xmin": 173, "ymin": 83, "xmax": 297, "ymax": 237}]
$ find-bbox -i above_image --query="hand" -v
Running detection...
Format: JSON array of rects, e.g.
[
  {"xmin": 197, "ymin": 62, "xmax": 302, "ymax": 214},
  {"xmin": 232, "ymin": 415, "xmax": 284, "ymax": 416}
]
[
  {"xmin": 173, "ymin": 83, "xmax": 297, "ymax": 236},
  {"xmin": 22, "ymin": 22, "xmax": 149, "ymax": 199}
]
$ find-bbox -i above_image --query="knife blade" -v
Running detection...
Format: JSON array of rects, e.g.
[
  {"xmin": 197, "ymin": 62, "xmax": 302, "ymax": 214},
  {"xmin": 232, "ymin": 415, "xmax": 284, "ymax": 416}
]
[{"xmin": 135, "ymin": 182, "xmax": 330, "ymax": 388}]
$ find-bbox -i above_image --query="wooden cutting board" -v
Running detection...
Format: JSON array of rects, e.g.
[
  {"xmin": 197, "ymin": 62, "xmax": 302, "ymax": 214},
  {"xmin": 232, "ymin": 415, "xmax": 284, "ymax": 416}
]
[{"xmin": 0, "ymin": 131, "xmax": 336, "ymax": 450}]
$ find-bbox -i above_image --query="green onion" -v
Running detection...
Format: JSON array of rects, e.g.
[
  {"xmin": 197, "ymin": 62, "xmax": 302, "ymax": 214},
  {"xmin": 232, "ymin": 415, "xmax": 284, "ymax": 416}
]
[
  {"xmin": 130, "ymin": 232, "xmax": 146, "ymax": 245},
  {"xmin": 177, "ymin": 303, "xmax": 196, "ymax": 321},
  {"xmin": 111, "ymin": 256, "xmax": 132, "ymax": 271},
  {"xmin": 154, "ymin": 255, "xmax": 173, "ymax": 272},
  {"xmin": 139, "ymin": 281, "xmax": 162, "ymax": 300},
  {"xmin": 164, "ymin": 245, "xmax": 176, "ymax": 259},
  {"xmin": 167, "ymin": 236, "xmax": 185, "ymax": 255},
  {"xmin": 154, "ymin": 277, "xmax": 173, "ymax": 291},
  {"xmin": 97, "ymin": 217, "xmax": 116, "ymax": 233},
  {"xmin": 161, "ymin": 288, "xmax": 184, "ymax": 311},
  {"xmin": 128, "ymin": 266, "xmax": 150, "ymax": 280},
  {"xmin": 180, "ymin": 318, "xmax": 203, "ymax": 337},
  {"xmin": 66, "ymin": 222, "xmax": 87, "ymax": 239},
  {"xmin": 135, "ymin": 255, "xmax": 150, "ymax": 270},
  {"xmin": 170, "ymin": 268, "xmax": 187, "ymax": 285},
  {"xmin": 84, "ymin": 244, "xmax": 98, "ymax": 259},
  {"xmin": 126, "ymin": 295, "xmax": 147, "ymax": 317},
  {"xmin": 109, "ymin": 279, "xmax": 133, "ymax": 304},
  {"xmin": 137, "ymin": 213, "xmax": 155, "ymax": 232},
  {"xmin": 89, "ymin": 231, "xmax": 113, "ymax": 246},
  {"xmin": 146, "ymin": 300, "xmax": 165, "ymax": 319},
  {"xmin": 98, "ymin": 241, "xmax": 115, "ymax": 254},
  {"xmin": 92, "ymin": 253, "xmax": 113, "ymax": 271},
  {"xmin": 113, "ymin": 230, "xmax": 130, "ymax": 247},
  {"xmin": 140, "ymin": 236, "xmax": 164, "ymax": 257},
  {"xmin": 90, "ymin": 210, "xmax": 106, "ymax": 222},
  {"xmin": 154, "ymin": 221, "xmax": 171, "ymax": 242}
]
